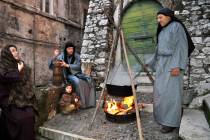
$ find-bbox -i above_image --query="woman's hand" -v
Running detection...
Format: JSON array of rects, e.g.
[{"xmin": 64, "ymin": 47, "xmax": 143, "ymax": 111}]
[
  {"xmin": 53, "ymin": 49, "xmax": 60, "ymax": 58},
  {"xmin": 170, "ymin": 68, "xmax": 180, "ymax": 76},
  {"xmin": 18, "ymin": 61, "xmax": 24, "ymax": 72},
  {"xmin": 74, "ymin": 98, "xmax": 79, "ymax": 103}
]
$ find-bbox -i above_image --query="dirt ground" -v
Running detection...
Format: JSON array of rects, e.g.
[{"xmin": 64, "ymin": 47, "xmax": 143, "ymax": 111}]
[{"xmin": 40, "ymin": 90, "xmax": 179, "ymax": 140}]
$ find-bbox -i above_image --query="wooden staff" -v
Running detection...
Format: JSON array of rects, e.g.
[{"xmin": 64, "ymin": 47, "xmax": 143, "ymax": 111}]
[
  {"xmin": 125, "ymin": 42, "xmax": 154, "ymax": 85},
  {"xmin": 120, "ymin": 29, "xmax": 144, "ymax": 140},
  {"xmin": 89, "ymin": 0, "xmax": 123, "ymax": 129},
  {"xmin": 103, "ymin": 2, "xmax": 154, "ymax": 85},
  {"xmin": 88, "ymin": 27, "xmax": 120, "ymax": 130}
]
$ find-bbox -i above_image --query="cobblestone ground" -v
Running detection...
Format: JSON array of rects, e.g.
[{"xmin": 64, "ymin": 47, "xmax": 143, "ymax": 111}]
[{"xmin": 39, "ymin": 90, "xmax": 179, "ymax": 140}]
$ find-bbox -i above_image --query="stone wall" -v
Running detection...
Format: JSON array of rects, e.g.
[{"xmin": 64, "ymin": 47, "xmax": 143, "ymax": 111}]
[
  {"xmin": 81, "ymin": 0, "xmax": 210, "ymax": 89},
  {"xmin": 81, "ymin": 0, "xmax": 112, "ymax": 87},
  {"xmin": 178, "ymin": 0, "xmax": 210, "ymax": 87},
  {"xmin": 0, "ymin": 0, "xmax": 89, "ymax": 86},
  {"xmin": 81, "ymin": 0, "xmax": 177, "ymax": 87}
]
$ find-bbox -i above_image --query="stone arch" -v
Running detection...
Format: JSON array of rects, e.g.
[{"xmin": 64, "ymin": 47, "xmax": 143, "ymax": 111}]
[{"xmin": 153, "ymin": 0, "xmax": 183, "ymax": 10}]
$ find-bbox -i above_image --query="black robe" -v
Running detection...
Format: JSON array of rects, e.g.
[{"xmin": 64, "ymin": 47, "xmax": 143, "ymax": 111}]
[{"xmin": 0, "ymin": 45, "xmax": 36, "ymax": 140}]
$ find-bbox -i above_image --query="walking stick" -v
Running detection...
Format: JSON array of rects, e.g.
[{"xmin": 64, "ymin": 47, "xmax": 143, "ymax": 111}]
[{"xmin": 120, "ymin": 30, "xmax": 144, "ymax": 140}]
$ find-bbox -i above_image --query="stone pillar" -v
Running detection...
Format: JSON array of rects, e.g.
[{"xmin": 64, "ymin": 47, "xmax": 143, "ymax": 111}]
[
  {"xmin": 49, "ymin": 0, "xmax": 54, "ymax": 15},
  {"xmin": 81, "ymin": 0, "xmax": 112, "ymax": 87},
  {"xmin": 42, "ymin": 0, "xmax": 46, "ymax": 12}
]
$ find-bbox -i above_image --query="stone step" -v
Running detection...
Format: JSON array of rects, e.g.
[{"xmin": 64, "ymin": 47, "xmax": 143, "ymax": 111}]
[
  {"xmin": 136, "ymin": 85, "xmax": 153, "ymax": 93},
  {"xmin": 189, "ymin": 93, "xmax": 210, "ymax": 109},
  {"xmin": 39, "ymin": 127, "xmax": 96, "ymax": 140},
  {"xmin": 135, "ymin": 76, "xmax": 153, "ymax": 86},
  {"xmin": 203, "ymin": 96, "xmax": 210, "ymax": 127},
  {"xmin": 179, "ymin": 109, "xmax": 210, "ymax": 140}
]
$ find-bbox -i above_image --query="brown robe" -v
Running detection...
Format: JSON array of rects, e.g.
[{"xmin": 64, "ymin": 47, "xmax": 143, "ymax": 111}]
[{"xmin": 59, "ymin": 92, "xmax": 81, "ymax": 114}]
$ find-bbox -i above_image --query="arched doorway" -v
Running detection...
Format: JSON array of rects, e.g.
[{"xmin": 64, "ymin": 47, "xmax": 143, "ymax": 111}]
[{"xmin": 122, "ymin": 0, "xmax": 162, "ymax": 71}]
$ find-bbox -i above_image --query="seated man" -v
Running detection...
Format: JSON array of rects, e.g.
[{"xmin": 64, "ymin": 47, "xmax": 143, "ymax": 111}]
[{"xmin": 48, "ymin": 42, "xmax": 96, "ymax": 108}]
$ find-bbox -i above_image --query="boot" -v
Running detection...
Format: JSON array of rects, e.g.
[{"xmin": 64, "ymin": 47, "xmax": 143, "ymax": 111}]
[{"xmin": 160, "ymin": 125, "xmax": 175, "ymax": 133}]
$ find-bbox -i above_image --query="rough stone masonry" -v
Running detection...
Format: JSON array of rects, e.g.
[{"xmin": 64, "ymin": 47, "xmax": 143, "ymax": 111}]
[{"xmin": 81, "ymin": 0, "xmax": 210, "ymax": 91}]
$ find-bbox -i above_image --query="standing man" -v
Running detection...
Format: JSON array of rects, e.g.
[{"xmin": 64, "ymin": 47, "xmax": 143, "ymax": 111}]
[{"xmin": 146, "ymin": 8, "xmax": 193, "ymax": 133}]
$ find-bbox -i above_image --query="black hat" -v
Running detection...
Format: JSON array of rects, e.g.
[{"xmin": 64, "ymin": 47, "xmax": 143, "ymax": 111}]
[
  {"xmin": 64, "ymin": 41, "xmax": 76, "ymax": 50},
  {"xmin": 157, "ymin": 8, "xmax": 174, "ymax": 18}
]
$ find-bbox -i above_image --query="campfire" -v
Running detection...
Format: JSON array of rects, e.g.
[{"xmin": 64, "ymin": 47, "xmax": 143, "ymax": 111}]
[
  {"xmin": 104, "ymin": 95, "xmax": 135, "ymax": 115},
  {"xmin": 102, "ymin": 15, "xmax": 139, "ymax": 122},
  {"xmin": 103, "ymin": 84, "xmax": 138, "ymax": 123}
]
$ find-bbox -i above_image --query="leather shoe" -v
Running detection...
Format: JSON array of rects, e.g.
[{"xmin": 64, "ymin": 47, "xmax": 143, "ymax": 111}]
[{"xmin": 160, "ymin": 125, "xmax": 175, "ymax": 133}]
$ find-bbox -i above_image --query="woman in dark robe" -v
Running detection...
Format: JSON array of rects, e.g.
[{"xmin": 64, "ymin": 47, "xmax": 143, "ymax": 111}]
[
  {"xmin": 48, "ymin": 42, "xmax": 96, "ymax": 108},
  {"xmin": 0, "ymin": 44, "xmax": 37, "ymax": 140}
]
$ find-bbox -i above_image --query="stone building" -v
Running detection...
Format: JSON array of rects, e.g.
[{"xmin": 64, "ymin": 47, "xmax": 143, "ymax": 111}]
[
  {"xmin": 35, "ymin": 1, "xmax": 210, "ymax": 139},
  {"xmin": 0, "ymin": 0, "xmax": 89, "ymax": 86},
  {"xmin": 1, "ymin": 0, "xmax": 209, "ymax": 90},
  {"xmin": 81, "ymin": 0, "xmax": 210, "ymax": 89}
]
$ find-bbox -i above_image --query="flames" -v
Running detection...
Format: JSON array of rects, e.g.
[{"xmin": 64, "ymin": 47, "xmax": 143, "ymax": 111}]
[{"xmin": 105, "ymin": 96, "xmax": 135, "ymax": 115}]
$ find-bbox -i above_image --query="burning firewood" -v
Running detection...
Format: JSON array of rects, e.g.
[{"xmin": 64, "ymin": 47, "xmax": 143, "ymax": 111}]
[{"xmin": 117, "ymin": 111, "xmax": 127, "ymax": 115}]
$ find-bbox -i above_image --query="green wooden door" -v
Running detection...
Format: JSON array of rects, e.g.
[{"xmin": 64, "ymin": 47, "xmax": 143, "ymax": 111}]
[{"xmin": 122, "ymin": 0, "xmax": 161, "ymax": 71}]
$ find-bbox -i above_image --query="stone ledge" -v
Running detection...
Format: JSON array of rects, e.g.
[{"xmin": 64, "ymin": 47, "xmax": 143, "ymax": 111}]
[
  {"xmin": 189, "ymin": 93, "xmax": 210, "ymax": 109},
  {"xmin": 136, "ymin": 85, "xmax": 153, "ymax": 93},
  {"xmin": 135, "ymin": 76, "xmax": 153, "ymax": 86},
  {"xmin": 179, "ymin": 109, "xmax": 210, "ymax": 140},
  {"xmin": 39, "ymin": 127, "xmax": 96, "ymax": 140},
  {"xmin": 34, "ymin": 85, "xmax": 63, "ymax": 129},
  {"xmin": 203, "ymin": 96, "xmax": 210, "ymax": 126}
]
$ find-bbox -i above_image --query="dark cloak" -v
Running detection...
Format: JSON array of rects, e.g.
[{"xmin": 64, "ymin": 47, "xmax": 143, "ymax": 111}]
[
  {"xmin": 0, "ymin": 45, "xmax": 36, "ymax": 140},
  {"xmin": 0, "ymin": 45, "xmax": 37, "ymax": 109}
]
